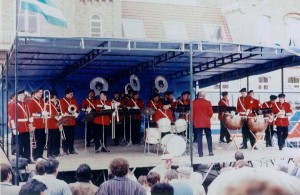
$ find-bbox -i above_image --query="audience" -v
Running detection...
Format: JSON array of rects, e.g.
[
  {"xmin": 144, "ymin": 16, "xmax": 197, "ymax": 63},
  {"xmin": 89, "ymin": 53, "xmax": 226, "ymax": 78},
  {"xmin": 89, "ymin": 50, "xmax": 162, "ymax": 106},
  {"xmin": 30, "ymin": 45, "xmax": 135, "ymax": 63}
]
[
  {"xmin": 275, "ymin": 160, "xmax": 289, "ymax": 173},
  {"xmin": 164, "ymin": 170, "xmax": 178, "ymax": 183},
  {"xmin": 19, "ymin": 179, "xmax": 47, "ymax": 195},
  {"xmin": 0, "ymin": 163, "xmax": 21, "ymax": 195},
  {"xmin": 149, "ymin": 154, "xmax": 173, "ymax": 181},
  {"xmin": 34, "ymin": 159, "xmax": 72, "ymax": 195},
  {"xmin": 28, "ymin": 158, "xmax": 46, "ymax": 180},
  {"xmin": 69, "ymin": 163, "xmax": 98, "ymax": 195},
  {"xmin": 137, "ymin": 175, "xmax": 147, "ymax": 188},
  {"xmin": 151, "ymin": 183, "xmax": 174, "ymax": 195},
  {"xmin": 290, "ymin": 156, "xmax": 300, "ymax": 178},
  {"xmin": 146, "ymin": 172, "xmax": 160, "ymax": 195},
  {"xmin": 96, "ymin": 157, "xmax": 146, "ymax": 195}
]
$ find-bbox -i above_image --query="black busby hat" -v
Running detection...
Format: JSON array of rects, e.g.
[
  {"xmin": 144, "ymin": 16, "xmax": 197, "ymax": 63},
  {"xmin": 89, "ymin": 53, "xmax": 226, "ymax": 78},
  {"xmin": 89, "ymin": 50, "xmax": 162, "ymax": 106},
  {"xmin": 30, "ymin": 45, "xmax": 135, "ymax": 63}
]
[
  {"xmin": 278, "ymin": 93, "xmax": 285, "ymax": 98},
  {"xmin": 221, "ymin": 91, "xmax": 228, "ymax": 96},
  {"xmin": 239, "ymin": 88, "xmax": 247, "ymax": 93},
  {"xmin": 64, "ymin": 88, "xmax": 74, "ymax": 94},
  {"xmin": 270, "ymin": 95, "xmax": 277, "ymax": 100}
]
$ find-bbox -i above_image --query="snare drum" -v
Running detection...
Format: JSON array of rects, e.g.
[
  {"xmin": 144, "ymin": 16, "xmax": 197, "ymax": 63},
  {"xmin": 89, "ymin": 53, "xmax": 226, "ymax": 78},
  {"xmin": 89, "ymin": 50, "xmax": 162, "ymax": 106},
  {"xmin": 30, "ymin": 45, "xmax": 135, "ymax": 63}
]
[
  {"xmin": 145, "ymin": 128, "xmax": 161, "ymax": 144},
  {"xmin": 160, "ymin": 134, "xmax": 186, "ymax": 156},
  {"xmin": 174, "ymin": 119, "xmax": 187, "ymax": 133},
  {"xmin": 157, "ymin": 118, "xmax": 172, "ymax": 133},
  {"xmin": 247, "ymin": 116, "xmax": 269, "ymax": 133}
]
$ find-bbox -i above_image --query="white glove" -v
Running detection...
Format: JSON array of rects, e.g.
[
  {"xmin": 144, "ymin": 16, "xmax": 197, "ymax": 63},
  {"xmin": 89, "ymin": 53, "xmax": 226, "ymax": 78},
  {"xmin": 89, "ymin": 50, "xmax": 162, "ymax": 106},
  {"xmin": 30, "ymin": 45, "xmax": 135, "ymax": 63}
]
[
  {"xmin": 74, "ymin": 112, "xmax": 79, "ymax": 118},
  {"xmin": 104, "ymin": 105, "xmax": 111, "ymax": 110},
  {"xmin": 29, "ymin": 117, "xmax": 34, "ymax": 123},
  {"xmin": 12, "ymin": 129, "xmax": 16, "ymax": 135},
  {"xmin": 42, "ymin": 111, "xmax": 49, "ymax": 117},
  {"xmin": 86, "ymin": 107, "xmax": 92, "ymax": 113},
  {"xmin": 133, "ymin": 106, "xmax": 139, "ymax": 109},
  {"xmin": 112, "ymin": 112, "xmax": 116, "ymax": 117}
]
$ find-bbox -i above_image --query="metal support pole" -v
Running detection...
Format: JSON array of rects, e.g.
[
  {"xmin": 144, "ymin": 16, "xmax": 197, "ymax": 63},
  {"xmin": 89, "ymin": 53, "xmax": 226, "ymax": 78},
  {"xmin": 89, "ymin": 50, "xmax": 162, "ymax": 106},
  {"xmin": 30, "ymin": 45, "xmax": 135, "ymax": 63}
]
[
  {"xmin": 14, "ymin": 35, "xmax": 19, "ymax": 185},
  {"xmin": 281, "ymin": 68, "xmax": 284, "ymax": 94},
  {"xmin": 5, "ymin": 53, "xmax": 9, "ymax": 157},
  {"xmin": 219, "ymin": 81, "xmax": 222, "ymax": 98},
  {"xmin": 189, "ymin": 43, "xmax": 194, "ymax": 166},
  {"xmin": 1, "ymin": 63, "xmax": 4, "ymax": 152},
  {"xmin": 246, "ymin": 76, "xmax": 249, "ymax": 90}
]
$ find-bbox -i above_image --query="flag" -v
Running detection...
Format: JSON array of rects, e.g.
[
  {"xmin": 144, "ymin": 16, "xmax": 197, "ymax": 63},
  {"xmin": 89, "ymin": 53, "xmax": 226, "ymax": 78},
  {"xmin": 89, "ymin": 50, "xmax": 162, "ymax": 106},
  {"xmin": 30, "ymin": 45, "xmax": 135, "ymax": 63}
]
[{"xmin": 20, "ymin": 0, "xmax": 67, "ymax": 28}]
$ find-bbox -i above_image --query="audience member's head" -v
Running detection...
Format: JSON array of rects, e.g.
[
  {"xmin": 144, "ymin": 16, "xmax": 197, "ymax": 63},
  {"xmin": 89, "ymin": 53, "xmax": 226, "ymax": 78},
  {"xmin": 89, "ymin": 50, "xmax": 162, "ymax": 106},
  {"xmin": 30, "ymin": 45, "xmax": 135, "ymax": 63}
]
[
  {"xmin": 137, "ymin": 175, "xmax": 147, "ymax": 187},
  {"xmin": 151, "ymin": 183, "xmax": 174, "ymax": 195},
  {"xmin": 177, "ymin": 167, "xmax": 193, "ymax": 180},
  {"xmin": 44, "ymin": 159, "xmax": 59, "ymax": 175},
  {"xmin": 161, "ymin": 154, "xmax": 173, "ymax": 170},
  {"xmin": 0, "ymin": 163, "xmax": 12, "ymax": 182},
  {"xmin": 109, "ymin": 158, "xmax": 129, "ymax": 177},
  {"xmin": 147, "ymin": 172, "xmax": 160, "ymax": 187},
  {"xmin": 19, "ymin": 179, "xmax": 47, "ymax": 195},
  {"xmin": 275, "ymin": 161, "xmax": 289, "ymax": 173},
  {"xmin": 35, "ymin": 159, "xmax": 46, "ymax": 175},
  {"xmin": 75, "ymin": 163, "xmax": 92, "ymax": 182},
  {"xmin": 164, "ymin": 170, "xmax": 178, "ymax": 182},
  {"xmin": 234, "ymin": 160, "xmax": 249, "ymax": 169},
  {"xmin": 234, "ymin": 151, "xmax": 244, "ymax": 161}
]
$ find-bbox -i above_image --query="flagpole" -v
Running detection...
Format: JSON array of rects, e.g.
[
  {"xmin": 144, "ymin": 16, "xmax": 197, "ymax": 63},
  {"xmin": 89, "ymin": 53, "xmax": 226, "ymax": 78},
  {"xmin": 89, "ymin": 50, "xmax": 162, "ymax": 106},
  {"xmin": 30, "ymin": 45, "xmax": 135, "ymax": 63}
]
[{"xmin": 14, "ymin": 0, "xmax": 19, "ymax": 185}]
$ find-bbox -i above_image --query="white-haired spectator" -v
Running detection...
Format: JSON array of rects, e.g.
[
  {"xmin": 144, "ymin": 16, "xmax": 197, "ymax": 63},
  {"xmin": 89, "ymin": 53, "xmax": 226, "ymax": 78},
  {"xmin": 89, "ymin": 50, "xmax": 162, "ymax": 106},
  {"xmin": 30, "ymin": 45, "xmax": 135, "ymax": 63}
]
[
  {"xmin": 149, "ymin": 154, "xmax": 173, "ymax": 181},
  {"xmin": 164, "ymin": 170, "xmax": 178, "ymax": 183}
]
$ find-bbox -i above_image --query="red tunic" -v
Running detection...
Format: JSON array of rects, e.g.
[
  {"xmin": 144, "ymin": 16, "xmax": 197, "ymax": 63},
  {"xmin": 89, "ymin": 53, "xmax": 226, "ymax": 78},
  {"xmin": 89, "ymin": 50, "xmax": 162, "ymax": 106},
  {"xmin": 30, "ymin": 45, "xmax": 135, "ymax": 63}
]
[
  {"xmin": 59, "ymin": 97, "xmax": 79, "ymax": 126},
  {"xmin": 81, "ymin": 98, "xmax": 96, "ymax": 111},
  {"xmin": 45, "ymin": 101, "xmax": 60, "ymax": 130},
  {"xmin": 93, "ymin": 99, "xmax": 112, "ymax": 126},
  {"xmin": 236, "ymin": 96, "xmax": 247, "ymax": 115},
  {"xmin": 272, "ymin": 101, "xmax": 292, "ymax": 127},
  {"xmin": 10, "ymin": 101, "xmax": 30, "ymax": 133},
  {"xmin": 244, "ymin": 97, "xmax": 261, "ymax": 117},
  {"xmin": 177, "ymin": 99, "xmax": 190, "ymax": 120},
  {"xmin": 262, "ymin": 100, "xmax": 274, "ymax": 125},
  {"xmin": 27, "ymin": 98, "xmax": 45, "ymax": 129},
  {"xmin": 126, "ymin": 98, "xmax": 145, "ymax": 120},
  {"xmin": 193, "ymin": 98, "xmax": 213, "ymax": 128},
  {"xmin": 218, "ymin": 98, "xmax": 229, "ymax": 121},
  {"xmin": 7, "ymin": 101, "xmax": 14, "ymax": 129},
  {"xmin": 147, "ymin": 100, "xmax": 162, "ymax": 110},
  {"xmin": 153, "ymin": 108, "xmax": 174, "ymax": 123}
]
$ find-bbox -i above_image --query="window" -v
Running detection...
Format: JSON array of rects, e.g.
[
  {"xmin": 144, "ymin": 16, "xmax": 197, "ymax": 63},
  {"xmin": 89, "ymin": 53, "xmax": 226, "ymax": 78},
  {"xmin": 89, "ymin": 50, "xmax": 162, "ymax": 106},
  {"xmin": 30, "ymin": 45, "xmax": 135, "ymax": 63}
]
[
  {"xmin": 203, "ymin": 24, "xmax": 226, "ymax": 42},
  {"xmin": 256, "ymin": 15, "xmax": 271, "ymax": 45},
  {"xmin": 122, "ymin": 19, "xmax": 146, "ymax": 39},
  {"xmin": 90, "ymin": 15, "xmax": 102, "ymax": 37},
  {"xmin": 288, "ymin": 77, "xmax": 300, "ymax": 88},
  {"xmin": 284, "ymin": 14, "xmax": 300, "ymax": 46},
  {"xmin": 258, "ymin": 76, "xmax": 269, "ymax": 90},
  {"xmin": 18, "ymin": 9, "xmax": 38, "ymax": 35},
  {"xmin": 163, "ymin": 21, "xmax": 188, "ymax": 41},
  {"xmin": 222, "ymin": 84, "xmax": 229, "ymax": 89}
]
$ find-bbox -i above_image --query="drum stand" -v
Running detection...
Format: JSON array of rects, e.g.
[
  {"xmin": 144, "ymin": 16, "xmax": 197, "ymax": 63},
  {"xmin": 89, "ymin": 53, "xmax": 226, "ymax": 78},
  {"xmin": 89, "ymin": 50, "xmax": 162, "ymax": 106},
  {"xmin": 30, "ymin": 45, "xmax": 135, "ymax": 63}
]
[
  {"xmin": 249, "ymin": 130, "xmax": 265, "ymax": 150},
  {"xmin": 227, "ymin": 128, "xmax": 240, "ymax": 150},
  {"xmin": 120, "ymin": 118, "xmax": 127, "ymax": 145},
  {"xmin": 126, "ymin": 115, "xmax": 133, "ymax": 148}
]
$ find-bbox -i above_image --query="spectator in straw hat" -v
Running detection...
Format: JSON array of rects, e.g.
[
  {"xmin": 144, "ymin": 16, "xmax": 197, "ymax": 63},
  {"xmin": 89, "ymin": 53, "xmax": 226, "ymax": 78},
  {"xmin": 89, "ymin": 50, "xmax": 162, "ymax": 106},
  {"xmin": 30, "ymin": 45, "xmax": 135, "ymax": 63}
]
[{"xmin": 149, "ymin": 154, "xmax": 173, "ymax": 181}]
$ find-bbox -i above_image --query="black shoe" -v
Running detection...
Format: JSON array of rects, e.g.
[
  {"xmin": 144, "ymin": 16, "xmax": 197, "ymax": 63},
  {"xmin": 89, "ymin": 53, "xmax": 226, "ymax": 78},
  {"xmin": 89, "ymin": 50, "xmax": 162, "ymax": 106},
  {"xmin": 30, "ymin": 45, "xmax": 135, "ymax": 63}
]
[
  {"xmin": 101, "ymin": 148, "xmax": 110, "ymax": 153},
  {"xmin": 69, "ymin": 151, "xmax": 78, "ymax": 155},
  {"xmin": 279, "ymin": 147, "xmax": 282, "ymax": 150},
  {"xmin": 63, "ymin": 151, "xmax": 69, "ymax": 155},
  {"xmin": 253, "ymin": 147, "xmax": 258, "ymax": 150},
  {"xmin": 28, "ymin": 160, "xmax": 36, "ymax": 164},
  {"xmin": 226, "ymin": 139, "xmax": 232, "ymax": 144},
  {"xmin": 209, "ymin": 152, "xmax": 214, "ymax": 156},
  {"xmin": 199, "ymin": 153, "xmax": 203, "ymax": 157},
  {"xmin": 239, "ymin": 146, "xmax": 248, "ymax": 149}
]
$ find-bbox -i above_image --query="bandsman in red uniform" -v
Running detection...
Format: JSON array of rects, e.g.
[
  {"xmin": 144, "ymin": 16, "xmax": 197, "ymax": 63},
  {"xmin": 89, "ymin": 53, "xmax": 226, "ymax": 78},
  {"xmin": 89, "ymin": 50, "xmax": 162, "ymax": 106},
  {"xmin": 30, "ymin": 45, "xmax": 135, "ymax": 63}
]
[
  {"xmin": 163, "ymin": 91, "xmax": 177, "ymax": 111},
  {"xmin": 153, "ymin": 100, "xmax": 175, "ymax": 124},
  {"xmin": 45, "ymin": 91, "xmax": 61, "ymax": 158},
  {"xmin": 262, "ymin": 95, "xmax": 277, "ymax": 147},
  {"xmin": 81, "ymin": 89, "xmax": 96, "ymax": 147},
  {"xmin": 126, "ymin": 91, "xmax": 145, "ymax": 144},
  {"xmin": 272, "ymin": 93, "xmax": 293, "ymax": 150},
  {"xmin": 177, "ymin": 91, "xmax": 190, "ymax": 120},
  {"xmin": 193, "ymin": 91, "xmax": 214, "ymax": 157},
  {"xmin": 218, "ymin": 91, "xmax": 231, "ymax": 143},
  {"xmin": 147, "ymin": 93, "xmax": 163, "ymax": 111},
  {"xmin": 112, "ymin": 91, "xmax": 125, "ymax": 146},
  {"xmin": 27, "ymin": 89, "xmax": 47, "ymax": 160},
  {"xmin": 59, "ymin": 88, "xmax": 79, "ymax": 155},
  {"xmin": 93, "ymin": 91, "xmax": 112, "ymax": 153},
  {"xmin": 10, "ymin": 90, "xmax": 32, "ymax": 163},
  {"xmin": 8, "ymin": 93, "xmax": 16, "ymax": 155}
]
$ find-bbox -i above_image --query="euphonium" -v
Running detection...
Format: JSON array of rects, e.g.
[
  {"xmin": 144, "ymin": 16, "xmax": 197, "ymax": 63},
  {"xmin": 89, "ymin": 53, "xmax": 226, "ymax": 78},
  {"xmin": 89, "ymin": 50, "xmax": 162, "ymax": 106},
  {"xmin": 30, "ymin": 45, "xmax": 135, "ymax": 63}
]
[{"xmin": 68, "ymin": 104, "xmax": 77, "ymax": 115}]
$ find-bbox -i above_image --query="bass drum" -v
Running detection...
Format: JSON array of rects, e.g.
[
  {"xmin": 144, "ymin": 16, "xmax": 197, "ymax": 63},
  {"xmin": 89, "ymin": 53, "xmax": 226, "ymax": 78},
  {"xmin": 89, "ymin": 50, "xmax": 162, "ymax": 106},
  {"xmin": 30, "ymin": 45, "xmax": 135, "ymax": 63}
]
[
  {"xmin": 157, "ymin": 118, "xmax": 172, "ymax": 133},
  {"xmin": 161, "ymin": 134, "xmax": 186, "ymax": 156},
  {"xmin": 174, "ymin": 119, "xmax": 187, "ymax": 133},
  {"xmin": 247, "ymin": 116, "xmax": 269, "ymax": 133},
  {"xmin": 223, "ymin": 113, "xmax": 244, "ymax": 130}
]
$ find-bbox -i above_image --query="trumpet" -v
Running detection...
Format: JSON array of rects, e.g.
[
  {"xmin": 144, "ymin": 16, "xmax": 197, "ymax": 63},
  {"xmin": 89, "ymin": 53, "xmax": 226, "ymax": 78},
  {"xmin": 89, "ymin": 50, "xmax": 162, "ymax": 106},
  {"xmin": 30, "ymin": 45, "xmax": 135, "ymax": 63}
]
[{"xmin": 29, "ymin": 123, "xmax": 37, "ymax": 149}]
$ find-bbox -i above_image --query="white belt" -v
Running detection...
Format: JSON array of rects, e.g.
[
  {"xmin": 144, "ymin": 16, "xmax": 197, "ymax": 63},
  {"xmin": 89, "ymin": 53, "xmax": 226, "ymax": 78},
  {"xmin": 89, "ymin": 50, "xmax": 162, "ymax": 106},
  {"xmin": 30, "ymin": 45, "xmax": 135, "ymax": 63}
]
[{"xmin": 18, "ymin": 119, "xmax": 28, "ymax": 122}]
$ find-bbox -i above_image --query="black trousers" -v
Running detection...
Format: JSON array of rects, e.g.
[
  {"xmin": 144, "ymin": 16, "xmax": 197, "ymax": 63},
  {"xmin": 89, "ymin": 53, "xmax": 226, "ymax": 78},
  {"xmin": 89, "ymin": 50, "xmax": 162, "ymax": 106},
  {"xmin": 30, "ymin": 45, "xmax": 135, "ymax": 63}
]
[
  {"xmin": 47, "ymin": 129, "xmax": 60, "ymax": 157},
  {"xmin": 277, "ymin": 126, "xmax": 288, "ymax": 149},
  {"xmin": 94, "ymin": 124, "xmax": 110, "ymax": 150},
  {"xmin": 196, "ymin": 128, "xmax": 213, "ymax": 155},
  {"xmin": 220, "ymin": 121, "xmax": 231, "ymax": 142},
  {"xmin": 242, "ymin": 123, "xmax": 256, "ymax": 147},
  {"xmin": 62, "ymin": 125, "xmax": 75, "ymax": 153},
  {"xmin": 33, "ymin": 128, "xmax": 46, "ymax": 160},
  {"xmin": 11, "ymin": 132, "xmax": 16, "ymax": 155},
  {"xmin": 265, "ymin": 125, "xmax": 275, "ymax": 146},
  {"xmin": 18, "ymin": 132, "xmax": 30, "ymax": 161},
  {"xmin": 86, "ymin": 121, "xmax": 95, "ymax": 146},
  {"xmin": 114, "ymin": 122, "xmax": 123, "ymax": 145},
  {"xmin": 131, "ymin": 119, "xmax": 141, "ymax": 144}
]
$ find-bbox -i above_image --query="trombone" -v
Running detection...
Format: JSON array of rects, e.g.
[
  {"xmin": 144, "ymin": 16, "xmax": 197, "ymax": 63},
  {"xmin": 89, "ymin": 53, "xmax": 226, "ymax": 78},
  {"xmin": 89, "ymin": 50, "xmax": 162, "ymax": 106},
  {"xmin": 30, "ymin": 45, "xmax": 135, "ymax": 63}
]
[
  {"xmin": 52, "ymin": 98, "xmax": 66, "ymax": 141},
  {"xmin": 43, "ymin": 90, "xmax": 51, "ymax": 150}
]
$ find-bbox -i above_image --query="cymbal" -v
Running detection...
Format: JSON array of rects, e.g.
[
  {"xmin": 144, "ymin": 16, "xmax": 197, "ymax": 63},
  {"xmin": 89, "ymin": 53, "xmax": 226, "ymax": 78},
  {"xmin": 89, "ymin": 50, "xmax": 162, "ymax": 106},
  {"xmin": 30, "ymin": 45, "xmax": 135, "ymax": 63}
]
[{"xmin": 141, "ymin": 107, "xmax": 155, "ymax": 116}]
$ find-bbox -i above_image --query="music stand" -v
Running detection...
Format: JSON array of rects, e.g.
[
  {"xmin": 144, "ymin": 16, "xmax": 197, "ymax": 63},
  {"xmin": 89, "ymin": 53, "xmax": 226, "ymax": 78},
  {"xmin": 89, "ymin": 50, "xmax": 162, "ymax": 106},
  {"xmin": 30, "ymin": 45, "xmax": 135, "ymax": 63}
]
[
  {"xmin": 126, "ymin": 115, "xmax": 133, "ymax": 148},
  {"xmin": 95, "ymin": 110, "xmax": 113, "ymax": 153},
  {"xmin": 120, "ymin": 117, "xmax": 127, "ymax": 145}
]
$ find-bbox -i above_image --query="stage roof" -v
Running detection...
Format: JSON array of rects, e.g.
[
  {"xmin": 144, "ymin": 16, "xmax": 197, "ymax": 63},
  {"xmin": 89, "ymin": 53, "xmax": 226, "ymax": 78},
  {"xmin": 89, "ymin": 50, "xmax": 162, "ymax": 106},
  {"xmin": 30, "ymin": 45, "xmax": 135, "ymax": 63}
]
[{"xmin": 2, "ymin": 36, "xmax": 300, "ymax": 87}]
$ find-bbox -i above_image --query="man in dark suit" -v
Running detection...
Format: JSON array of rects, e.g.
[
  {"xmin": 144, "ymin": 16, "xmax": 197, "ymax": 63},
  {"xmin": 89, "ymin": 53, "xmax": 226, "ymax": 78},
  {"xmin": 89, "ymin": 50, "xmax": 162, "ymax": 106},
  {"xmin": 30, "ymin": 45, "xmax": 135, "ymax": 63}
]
[{"xmin": 193, "ymin": 91, "xmax": 214, "ymax": 157}]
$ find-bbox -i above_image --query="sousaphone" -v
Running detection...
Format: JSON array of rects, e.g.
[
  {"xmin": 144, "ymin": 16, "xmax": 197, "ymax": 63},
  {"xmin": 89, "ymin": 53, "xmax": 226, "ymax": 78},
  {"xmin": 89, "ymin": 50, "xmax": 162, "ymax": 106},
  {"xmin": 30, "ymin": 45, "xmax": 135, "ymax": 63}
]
[
  {"xmin": 130, "ymin": 74, "xmax": 140, "ymax": 92},
  {"xmin": 155, "ymin": 75, "xmax": 168, "ymax": 93},
  {"xmin": 90, "ymin": 77, "xmax": 109, "ymax": 95}
]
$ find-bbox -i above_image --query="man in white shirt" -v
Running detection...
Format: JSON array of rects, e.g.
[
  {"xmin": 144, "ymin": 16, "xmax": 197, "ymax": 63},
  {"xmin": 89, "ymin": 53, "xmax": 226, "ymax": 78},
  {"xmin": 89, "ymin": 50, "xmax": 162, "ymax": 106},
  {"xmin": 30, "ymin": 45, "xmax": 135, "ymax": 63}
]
[
  {"xmin": 0, "ymin": 163, "xmax": 21, "ymax": 195},
  {"xmin": 149, "ymin": 154, "xmax": 173, "ymax": 181},
  {"xmin": 33, "ymin": 159, "xmax": 72, "ymax": 195}
]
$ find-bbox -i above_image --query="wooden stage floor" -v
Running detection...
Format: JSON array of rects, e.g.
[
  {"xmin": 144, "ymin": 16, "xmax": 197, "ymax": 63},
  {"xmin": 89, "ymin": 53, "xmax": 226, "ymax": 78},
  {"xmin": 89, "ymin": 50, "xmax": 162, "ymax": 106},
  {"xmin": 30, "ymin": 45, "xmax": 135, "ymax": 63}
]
[{"xmin": 18, "ymin": 135, "xmax": 298, "ymax": 172}]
